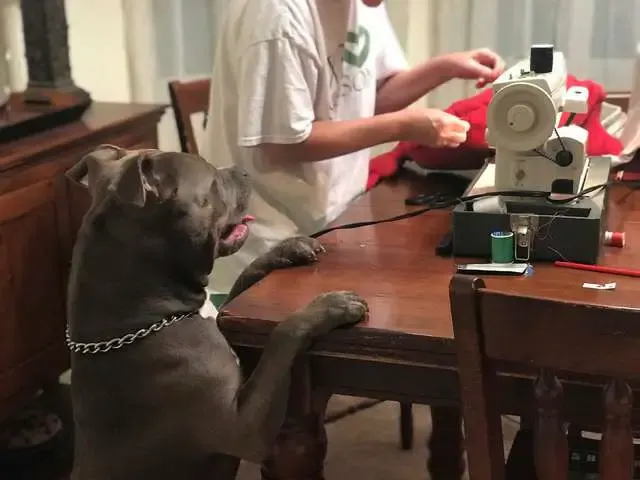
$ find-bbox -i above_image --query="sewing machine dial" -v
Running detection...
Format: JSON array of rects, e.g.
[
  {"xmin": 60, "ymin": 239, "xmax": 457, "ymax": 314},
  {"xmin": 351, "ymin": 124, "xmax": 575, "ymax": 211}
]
[
  {"xmin": 546, "ymin": 141, "xmax": 573, "ymax": 166},
  {"xmin": 486, "ymin": 82, "xmax": 556, "ymax": 151}
]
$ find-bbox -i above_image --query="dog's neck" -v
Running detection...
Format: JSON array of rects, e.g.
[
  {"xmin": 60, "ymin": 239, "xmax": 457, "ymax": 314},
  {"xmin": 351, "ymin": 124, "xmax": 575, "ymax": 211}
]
[{"xmin": 67, "ymin": 209, "xmax": 212, "ymax": 342}]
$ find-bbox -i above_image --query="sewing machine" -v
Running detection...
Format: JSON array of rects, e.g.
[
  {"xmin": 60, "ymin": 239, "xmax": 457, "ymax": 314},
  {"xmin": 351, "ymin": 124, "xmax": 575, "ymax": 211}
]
[{"xmin": 451, "ymin": 44, "xmax": 613, "ymax": 264}]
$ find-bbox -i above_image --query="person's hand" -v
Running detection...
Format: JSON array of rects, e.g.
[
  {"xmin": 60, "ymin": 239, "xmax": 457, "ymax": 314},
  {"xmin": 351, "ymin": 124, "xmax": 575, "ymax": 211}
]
[
  {"xmin": 399, "ymin": 108, "xmax": 470, "ymax": 148},
  {"xmin": 439, "ymin": 48, "xmax": 505, "ymax": 88}
]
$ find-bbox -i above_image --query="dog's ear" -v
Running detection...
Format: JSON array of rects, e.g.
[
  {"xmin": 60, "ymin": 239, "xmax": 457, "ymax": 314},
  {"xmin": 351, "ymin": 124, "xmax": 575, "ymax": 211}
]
[
  {"xmin": 113, "ymin": 155, "xmax": 151, "ymax": 207},
  {"xmin": 113, "ymin": 153, "xmax": 177, "ymax": 207},
  {"xmin": 65, "ymin": 145, "xmax": 126, "ymax": 198},
  {"xmin": 86, "ymin": 145, "xmax": 126, "ymax": 194}
]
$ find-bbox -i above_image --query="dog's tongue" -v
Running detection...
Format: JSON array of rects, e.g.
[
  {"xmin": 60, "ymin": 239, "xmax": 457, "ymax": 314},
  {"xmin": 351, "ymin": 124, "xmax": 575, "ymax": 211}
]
[
  {"xmin": 224, "ymin": 224, "xmax": 249, "ymax": 243},
  {"xmin": 221, "ymin": 216, "xmax": 254, "ymax": 246}
]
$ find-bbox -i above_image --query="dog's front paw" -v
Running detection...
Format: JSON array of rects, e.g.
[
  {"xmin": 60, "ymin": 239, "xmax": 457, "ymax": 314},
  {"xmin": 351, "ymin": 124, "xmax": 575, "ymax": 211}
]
[
  {"xmin": 300, "ymin": 291, "xmax": 369, "ymax": 332},
  {"xmin": 269, "ymin": 236, "xmax": 325, "ymax": 267}
]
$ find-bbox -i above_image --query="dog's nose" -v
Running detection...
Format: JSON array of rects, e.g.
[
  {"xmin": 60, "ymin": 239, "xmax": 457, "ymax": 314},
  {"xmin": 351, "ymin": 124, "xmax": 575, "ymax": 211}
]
[
  {"xmin": 219, "ymin": 165, "xmax": 252, "ymax": 190},
  {"xmin": 218, "ymin": 164, "xmax": 249, "ymax": 177},
  {"xmin": 226, "ymin": 165, "xmax": 250, "ymax": 183},
  {"xmin": 231, "ymin": 165, "xmax": 249, "ymax": 177}
]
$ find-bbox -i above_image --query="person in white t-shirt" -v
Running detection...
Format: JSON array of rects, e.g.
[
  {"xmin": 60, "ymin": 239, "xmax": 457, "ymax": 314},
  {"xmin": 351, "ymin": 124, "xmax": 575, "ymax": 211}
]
[{"xmin": 201, "ymin": 0, "xmax": 505, "ymax": 301}]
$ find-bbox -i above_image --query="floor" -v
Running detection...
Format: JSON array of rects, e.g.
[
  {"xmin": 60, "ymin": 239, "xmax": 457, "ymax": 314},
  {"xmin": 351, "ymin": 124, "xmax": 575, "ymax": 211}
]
[
  {"xmin": 0, "ymin": 387, "xmax": 521, "ymax": 480},
  {"xmin": 0, "ymin": 385, "xmax": 73, "ymax": 480}
]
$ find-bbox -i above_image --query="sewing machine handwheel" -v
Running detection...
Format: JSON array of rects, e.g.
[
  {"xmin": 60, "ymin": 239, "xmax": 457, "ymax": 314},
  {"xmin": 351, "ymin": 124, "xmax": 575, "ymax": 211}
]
[{"xmin": 486, "ymin": 82, "xmax": 556, "ymax": 151}]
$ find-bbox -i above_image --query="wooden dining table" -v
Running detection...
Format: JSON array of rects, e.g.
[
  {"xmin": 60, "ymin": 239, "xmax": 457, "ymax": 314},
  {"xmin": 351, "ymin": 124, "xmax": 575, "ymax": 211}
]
[{"xmin": 218, "ymin": 166, "xmax": 640, "ymax": 480}]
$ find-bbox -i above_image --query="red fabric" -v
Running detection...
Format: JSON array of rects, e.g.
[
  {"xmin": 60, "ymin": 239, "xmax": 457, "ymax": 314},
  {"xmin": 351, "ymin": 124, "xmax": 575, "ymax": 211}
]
[{"xmin": 366, "ymin": 75, "xmax": 624, "ymax": 190}]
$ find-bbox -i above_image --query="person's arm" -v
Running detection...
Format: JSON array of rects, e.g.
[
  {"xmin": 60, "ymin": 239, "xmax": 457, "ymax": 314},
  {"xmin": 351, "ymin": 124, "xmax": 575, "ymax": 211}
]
[
  {"xmin": 260, "ymin": 106, "xmax": 471, "ymax": 163},
  {"xmin": 236, "ymin": 37, "xmax": 412, "ymax": 164},
  {"xmin": 370, "ymin": 4, "xmax": 452, "ymax": 115},
  {"xmin": 259, "ymin": 111, "xmax": 408, "ymax": 163},
  {"xmin": 375, "ymin": 57, "xmax": 450, "ymax": 115}
]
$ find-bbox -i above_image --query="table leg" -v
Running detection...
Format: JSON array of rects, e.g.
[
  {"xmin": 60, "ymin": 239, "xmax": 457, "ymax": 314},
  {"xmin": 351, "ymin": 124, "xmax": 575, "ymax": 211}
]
[
  {"xmin": 427, "ymin": 406, "xmax": 465, "ymax": 480},
  {"xmin": 261, "ymin": 359, "xmax": 331, "ymax": 480}
]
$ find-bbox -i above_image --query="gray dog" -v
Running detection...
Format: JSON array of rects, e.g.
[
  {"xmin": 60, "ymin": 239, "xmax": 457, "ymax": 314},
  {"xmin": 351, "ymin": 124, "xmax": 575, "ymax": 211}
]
[{"xmin": 64, "ymin": 145, "xmax": 368, "ymax": 480}]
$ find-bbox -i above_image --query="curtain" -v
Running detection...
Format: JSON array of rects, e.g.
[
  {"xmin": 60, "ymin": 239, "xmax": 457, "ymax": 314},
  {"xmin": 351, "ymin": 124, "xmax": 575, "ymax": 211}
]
[
  {"xmin": 424, "ymin": 0, "xmax": 640, "ymax": 108},
  {"xmin": 123, "ymin": 0, "xmax": 225, "ymax": 151}
]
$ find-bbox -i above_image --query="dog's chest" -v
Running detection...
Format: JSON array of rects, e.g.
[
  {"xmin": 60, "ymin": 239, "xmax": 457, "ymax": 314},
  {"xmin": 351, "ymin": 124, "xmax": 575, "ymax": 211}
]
[{"xmin": 71, "ymin": 315, "xmax": 245, "ymax": 477}]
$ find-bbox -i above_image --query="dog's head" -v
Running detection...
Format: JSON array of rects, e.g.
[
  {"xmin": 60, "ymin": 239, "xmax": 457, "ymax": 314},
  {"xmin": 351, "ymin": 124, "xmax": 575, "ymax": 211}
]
[{"xmin": 67, "ymin": 145, "xmax": 253, "ymax": 264}]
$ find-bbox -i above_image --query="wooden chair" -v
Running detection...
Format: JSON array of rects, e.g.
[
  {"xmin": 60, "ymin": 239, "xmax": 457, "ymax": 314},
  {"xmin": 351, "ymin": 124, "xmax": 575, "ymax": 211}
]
[
  {"xmin": 167, "ymin": 77, "xmax": 415, "ymax": 450},
  {"xmin": 450, "ymin": 274, "xmax": 639, "ymax": 480},
  {"xmin": 606, "ymin": 91, "xmax": 631, "ymax": 113},
  {"xmin": 168, "ymin": 78, "xmax": 212, "ymax": 155}
]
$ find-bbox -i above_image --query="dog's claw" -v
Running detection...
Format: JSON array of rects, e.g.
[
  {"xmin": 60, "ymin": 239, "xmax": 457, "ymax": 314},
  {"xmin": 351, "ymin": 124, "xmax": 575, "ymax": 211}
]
[
  {"xmin": 269, "ymin": 236, "xmax": 325, "ymax": 268},
  {"xmin": 299, "ymin": 290, "xmax": 369, "ymax": 330}
]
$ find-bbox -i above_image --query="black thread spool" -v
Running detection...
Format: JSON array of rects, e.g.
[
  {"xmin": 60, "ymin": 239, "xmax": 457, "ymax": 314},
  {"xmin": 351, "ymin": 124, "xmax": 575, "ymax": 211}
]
[{"xmin": 530, "ymin": 44, "xmax": 554, "ymax": 73}]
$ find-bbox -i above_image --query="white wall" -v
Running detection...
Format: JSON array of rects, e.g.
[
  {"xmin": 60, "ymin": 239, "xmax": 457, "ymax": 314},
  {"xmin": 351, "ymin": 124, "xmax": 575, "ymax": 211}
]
[
  {"xmin": 66, "ymin": 0, "xmax": 131, "ymax": 102},
  {"xmin": 2, "ymin": 0, "xmax": 131, "ymax": 102}
]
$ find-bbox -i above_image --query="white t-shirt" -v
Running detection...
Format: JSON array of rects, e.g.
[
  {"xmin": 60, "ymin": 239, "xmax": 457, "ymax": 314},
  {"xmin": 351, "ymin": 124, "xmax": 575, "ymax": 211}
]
[{"xmin": 202, "ymin": 0, "xmax": 408, "ymax": 294}]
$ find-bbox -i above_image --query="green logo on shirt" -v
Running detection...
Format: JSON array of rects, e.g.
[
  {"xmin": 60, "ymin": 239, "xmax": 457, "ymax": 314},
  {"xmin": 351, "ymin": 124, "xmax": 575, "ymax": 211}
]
[{"xmin": 343, "ymin": 26, "xmax": 370, "ymax": 68}]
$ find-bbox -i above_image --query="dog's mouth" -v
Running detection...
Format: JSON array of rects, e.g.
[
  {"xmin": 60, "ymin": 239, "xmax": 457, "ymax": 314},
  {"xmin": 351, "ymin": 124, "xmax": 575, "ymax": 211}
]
[{"xmin": 219, "ymin": 215, "xmax": 254, "ymax": 248}]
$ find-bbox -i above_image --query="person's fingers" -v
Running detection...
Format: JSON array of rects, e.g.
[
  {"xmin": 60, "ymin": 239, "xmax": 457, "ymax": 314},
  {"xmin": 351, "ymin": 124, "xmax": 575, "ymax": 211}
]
[
  {"xmin": 420, "ymin": 134, "xmax": 465, "ymax": 148},
  {"xmin": 419, "ymin": 110, "xmax": 468, "ymax": 147},
  {"xmin": 472, "ymin": 48, "xmax": 499, "ymax": 67},
  {"xmin": 463, "ymin": 59, "xmax": 494, "ymax": 80},
  {"xmin": 442, "ymin": 130, "xmax": 467, "ymax": 144},
  {"xmin": 444, "ymin": 117, "xmax": 470, "ymax": 133},
  {"xmin": 442, "ymin": 116, "xmax": 469, "ymax": 145},
  {"xmin": 440, "ymin": 137, "xmax": 464, "ymax": 148},
  {"xmin": 472, "ymin": 48, "xmax": 505, "ymax": 80}
]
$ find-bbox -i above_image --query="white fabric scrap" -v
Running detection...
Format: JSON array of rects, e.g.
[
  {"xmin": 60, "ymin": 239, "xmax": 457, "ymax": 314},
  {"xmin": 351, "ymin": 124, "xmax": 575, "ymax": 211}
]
[{"xmin": 582, "ymin": 282, "xmax": 616, "ymax": 290}]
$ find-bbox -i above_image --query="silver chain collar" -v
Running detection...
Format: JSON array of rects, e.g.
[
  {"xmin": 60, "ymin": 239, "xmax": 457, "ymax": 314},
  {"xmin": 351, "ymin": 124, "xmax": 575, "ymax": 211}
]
[{"xmin": 65, "ymin": 312, "xmax": 196, "ymax": 355}]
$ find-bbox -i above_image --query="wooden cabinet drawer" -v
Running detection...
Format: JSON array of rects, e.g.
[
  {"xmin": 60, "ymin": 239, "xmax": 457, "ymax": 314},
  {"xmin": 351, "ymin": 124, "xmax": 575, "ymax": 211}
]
[{"xmin": 0, "ymin": 180, "xmax": 67, "ymax": 400}]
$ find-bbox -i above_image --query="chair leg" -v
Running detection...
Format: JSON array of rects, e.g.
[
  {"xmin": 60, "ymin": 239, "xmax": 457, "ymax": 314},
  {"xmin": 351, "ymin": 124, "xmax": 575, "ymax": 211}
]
[{"xmin": 399, "ymin": 402, "xmax": 414, "ymax": 450}]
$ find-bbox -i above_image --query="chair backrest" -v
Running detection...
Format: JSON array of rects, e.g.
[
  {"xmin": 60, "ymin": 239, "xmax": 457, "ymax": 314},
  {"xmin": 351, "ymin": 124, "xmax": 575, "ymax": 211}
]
[
  {"xmin": 450, "ymin": 274, "xmax": 640, "ymax": 480},
  {"xmin": 168, "ymin": 78, "xmax": 211, "ymax": 155},
  {"xmin": 606, "ymin": 93, "xmax": 631, "ymax": 113}
]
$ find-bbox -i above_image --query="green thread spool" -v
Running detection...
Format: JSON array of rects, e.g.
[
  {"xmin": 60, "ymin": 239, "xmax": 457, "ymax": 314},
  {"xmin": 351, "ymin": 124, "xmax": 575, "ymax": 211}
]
[{"xmin": 491, "ymin": 231, "xmax": 514, "ymax": 264}]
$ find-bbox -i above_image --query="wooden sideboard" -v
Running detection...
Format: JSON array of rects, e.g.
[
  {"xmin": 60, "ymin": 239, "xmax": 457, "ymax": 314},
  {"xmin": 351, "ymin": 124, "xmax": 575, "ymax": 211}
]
[{"xmin": 0, "ymin": 102, "xmax": 167, "ymax": 422}]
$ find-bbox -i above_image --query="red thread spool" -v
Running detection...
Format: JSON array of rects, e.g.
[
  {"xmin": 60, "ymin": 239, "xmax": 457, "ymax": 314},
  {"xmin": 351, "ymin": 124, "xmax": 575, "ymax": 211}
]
[{"xmin": 604, "ymin": 231, "xmax": 625, "ymax": 248}]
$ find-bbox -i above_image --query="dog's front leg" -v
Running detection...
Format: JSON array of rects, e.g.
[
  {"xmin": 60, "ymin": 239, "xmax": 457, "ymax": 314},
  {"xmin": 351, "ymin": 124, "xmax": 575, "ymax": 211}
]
[
  {"xmin": 227, "ymin": 291, "xmax": 368, "ymax": 463},
  {"xmin": 223, "ymin": 236, "xmax": 325, "ymax": 306}
]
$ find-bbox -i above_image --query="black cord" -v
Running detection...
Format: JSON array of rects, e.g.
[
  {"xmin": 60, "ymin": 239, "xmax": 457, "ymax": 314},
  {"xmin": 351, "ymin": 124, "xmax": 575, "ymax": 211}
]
[
  {"xmin": 553, "ymin": 126, "xmax": 567, "ymax": 152},
  {"xmin": 533, "ymin": 148, "xmax": 556, "ymax": 163},
  {"xmin": 311, "ymin": 205, "xmax": 437, "ymax": 238},
  {"xmin": 310, "ymin": 182, "xmax": 610, "ymax": 239},
  {"xmin": 534, "ymin": 126, "xmax": 570, "ymax": 166}
]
